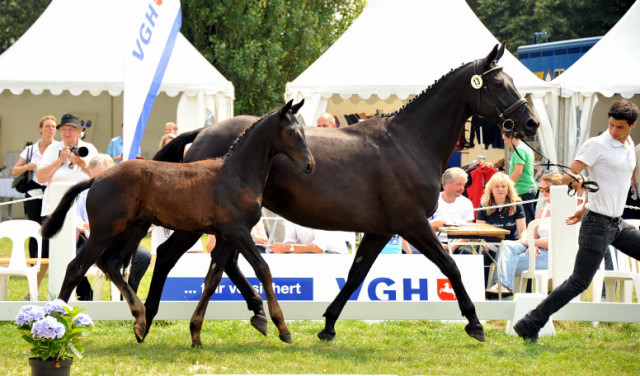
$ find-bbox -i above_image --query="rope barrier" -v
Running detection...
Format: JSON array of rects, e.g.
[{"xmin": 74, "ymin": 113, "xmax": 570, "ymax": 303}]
[{"xmin": 0, "ymin": 195, "xmax": 44, "ymax": 207}]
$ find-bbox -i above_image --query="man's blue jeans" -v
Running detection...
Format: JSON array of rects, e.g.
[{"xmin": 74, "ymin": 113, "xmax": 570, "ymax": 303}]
[{"xmin": 524, "ymin": 210, "xmax": 640, "ymax": 331}]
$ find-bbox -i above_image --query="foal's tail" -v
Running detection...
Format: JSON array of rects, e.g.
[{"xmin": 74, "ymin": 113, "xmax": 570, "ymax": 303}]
[
  {"xmin": 152, "ymin": 128, "xmax": 203, "ymax": 162},
  {"xmin": 41, "ymin": 179, "xmax": 95, "ymax": 239}
]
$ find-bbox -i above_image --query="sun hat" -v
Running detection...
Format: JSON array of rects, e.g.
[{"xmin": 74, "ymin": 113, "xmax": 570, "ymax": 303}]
[{"xmin": 56, "ymin": 113, "xmax": 83, "ymax": 130}]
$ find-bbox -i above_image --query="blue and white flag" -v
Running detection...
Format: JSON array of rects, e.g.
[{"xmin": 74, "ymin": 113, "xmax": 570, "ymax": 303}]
[{"xmin": 123, "ymin": 0, "xmax": 181, "ymax": 161}]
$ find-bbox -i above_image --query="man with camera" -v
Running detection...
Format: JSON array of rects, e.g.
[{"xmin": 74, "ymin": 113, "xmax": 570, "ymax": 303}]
[{"xmin": 36, "ymin": 113, "xmax": 98, "ymax": 218}]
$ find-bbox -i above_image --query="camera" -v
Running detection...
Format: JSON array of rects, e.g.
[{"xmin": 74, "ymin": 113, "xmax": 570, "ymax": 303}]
[{"xmin": 69, "ymin": 146, "xmax": 89, "ymax": 157}]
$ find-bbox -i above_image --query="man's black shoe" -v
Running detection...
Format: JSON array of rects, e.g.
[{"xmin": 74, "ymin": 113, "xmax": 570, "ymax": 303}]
[{"xmin": 513, "ymin": 319, "xmax": 539, "ymax": 342}]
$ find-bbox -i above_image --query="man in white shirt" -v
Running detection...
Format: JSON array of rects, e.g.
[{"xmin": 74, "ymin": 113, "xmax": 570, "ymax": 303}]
[
  {"xmin": 515, "ymin": 100, "xmax": 640, "ymax": 342},
  {"xmin": 270, "ymin": 220, "xmax": 352, "ymax": 254},
  {"xmin": 428, "ymin": 167, "xmax": 475, "ymax": 252}
]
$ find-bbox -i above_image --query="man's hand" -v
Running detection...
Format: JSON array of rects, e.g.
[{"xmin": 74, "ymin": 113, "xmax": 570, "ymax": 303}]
[{"xmin": 566, "ymin": 205, "xmax": 586, "ymax": 225}]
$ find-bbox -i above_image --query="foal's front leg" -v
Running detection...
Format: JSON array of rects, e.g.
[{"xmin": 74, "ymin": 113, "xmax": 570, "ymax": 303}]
[{"xmin": 230, "ymin": 232, "xmax": 292, "ymax": 343}]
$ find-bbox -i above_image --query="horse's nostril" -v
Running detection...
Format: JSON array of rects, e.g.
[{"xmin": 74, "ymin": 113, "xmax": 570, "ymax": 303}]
[{"xmin": 527, "ymin": 119, "xmax": 539, "ymax": 130}]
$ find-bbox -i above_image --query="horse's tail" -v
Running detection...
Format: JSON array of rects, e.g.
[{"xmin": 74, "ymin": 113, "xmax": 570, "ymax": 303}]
[
  {"xmin": 152, "ymin": 128, "xmax": 203, "ymax": 162},
  {"xmin": 41, "ymin": 179, "xmax": 95, "ymax": 239}
]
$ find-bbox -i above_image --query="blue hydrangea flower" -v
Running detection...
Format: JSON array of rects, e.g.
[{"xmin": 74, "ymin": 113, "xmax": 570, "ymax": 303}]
[
  {"xmin": 15, "ymin": 305, "xmax": 45, "ymax": 326},
  {"xmin": 74, "ymin": 313, "xmax": 94, "ymax": 327},
  {"xmin": 44, "ymin": 299, "xmax": 69, "ymax": 315},
  {"xmin": 31, "ymin": 316, "xmax": 65, "ymax": 339}
]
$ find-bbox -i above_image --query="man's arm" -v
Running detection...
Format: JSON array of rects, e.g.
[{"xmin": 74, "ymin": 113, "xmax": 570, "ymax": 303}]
[{"xmin": 561, "ymin": 160, "xmax": 588, "ymax": 188}]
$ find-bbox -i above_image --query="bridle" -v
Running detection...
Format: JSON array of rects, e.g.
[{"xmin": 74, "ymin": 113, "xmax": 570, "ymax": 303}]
[
  {"xmin": 472, "ymin": 60, "xmax": 528, "ymax": 136},
  {"xmin": 471, "ymin": 60, "xmax": 599, "ymax": 197}
]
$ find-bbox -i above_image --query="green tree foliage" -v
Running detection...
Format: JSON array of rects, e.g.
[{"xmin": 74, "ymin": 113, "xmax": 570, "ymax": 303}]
[
  {"xmin": 0, "ymin": 0, "xmax": 51, "ymax": 53},
  {"xmin": 468, "ymin": 0, "xmax": 635, "ymax": 51},
  {"xmin": 180, "ymin": 0, "xmax": 365, "ymax": 115}
]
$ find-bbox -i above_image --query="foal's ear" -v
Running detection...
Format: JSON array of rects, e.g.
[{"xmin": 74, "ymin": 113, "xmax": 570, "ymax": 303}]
[
  {"xmin": 291, "ymin": 99, "xmax": 305, "ymax": 114},
  {"xmin": 281, "ymin": 99, "xmax": 294, "ymax": 118}
]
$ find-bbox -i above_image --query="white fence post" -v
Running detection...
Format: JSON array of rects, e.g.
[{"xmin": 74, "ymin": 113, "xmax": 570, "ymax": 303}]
[
  {"xmin": 550, "ymin": 185, "xmax": 579, "ymax": 289},
  {"xmin": 47, "ymin": 182, "xmax": 76, "ymax": 300}
]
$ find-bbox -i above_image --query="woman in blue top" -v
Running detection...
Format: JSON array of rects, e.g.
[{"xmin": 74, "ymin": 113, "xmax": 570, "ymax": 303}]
[{"xmin": 475, "ymin": 172, "xmax": 526, "ymax": 292}]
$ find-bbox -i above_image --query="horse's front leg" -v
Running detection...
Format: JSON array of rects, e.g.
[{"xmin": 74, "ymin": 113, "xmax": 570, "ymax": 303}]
[
  {"xmin": 231, "ymin": 232, "xmax": 292, "ymax": 343},
  {"xmin": 224, "ymin": 252, "xmax": 268, "ymax": 335},
  {"xmin": 189, "ymin": 239, "xmax": 235, "ymax": 347},
  {"xmin": 318, "ymin": 233, "xmax": 389, "ymax": 341},
  {"xmin": 143, "ymin": 231, "xmax": 201, "ymax": 341},
  {"xmin": 403, "ymin": 227, "xmax": 485, "ymax": 342}
]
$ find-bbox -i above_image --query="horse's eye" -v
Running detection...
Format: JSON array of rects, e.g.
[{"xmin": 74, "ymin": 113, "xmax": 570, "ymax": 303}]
[
  {"xmin": 495, "ymin": 82, "xmax": 504, "ymax": 89},
  {"xmin": 286, "ymin": 129, "xmax": 293, "ymax": 136}
]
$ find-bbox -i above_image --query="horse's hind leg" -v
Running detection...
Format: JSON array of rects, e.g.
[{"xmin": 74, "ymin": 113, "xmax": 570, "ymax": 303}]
[
  {"xmin": 224, "ymin": 252, "xmax": 268, "ymax": 335},
  {"xmin": 142, "ymin": 231, "xmax": 201, "ymax": 342},
  {"xmin": 402, "ymin": 227, "xmax": 485, "ymax": 342},
  {"xmin": 190, "ymin": 239, "xmax": 235, "ymax": 347},
  {"xmin": 318, "ymin": 233, "xmax": 389, "ymax": 341},
  {"xmin": 230, "ymin": 232, "xmax": 291, "ymax": 343}
]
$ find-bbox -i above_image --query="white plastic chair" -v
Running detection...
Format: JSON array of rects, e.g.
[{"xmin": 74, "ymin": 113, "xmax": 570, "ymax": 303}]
[
  {"xmin": 0, "ymin": 220, "xmax": 42, "ymax": 301},
  {"xmin": 591, "ymin": 247, "xmax": 640, "ymax": 303},
  {"xmin": 516, "ymin": 217, "xmax": 552, "ymax": 295}
]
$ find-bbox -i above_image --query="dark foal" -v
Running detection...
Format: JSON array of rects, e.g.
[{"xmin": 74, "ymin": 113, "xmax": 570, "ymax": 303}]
[
  {"xmin": 150, "ymin": 43, "xmax": 540, "ymax": 344},
  {"xmin": 41, "ymin": 99, "xmax": 314, "ymax": 344}
]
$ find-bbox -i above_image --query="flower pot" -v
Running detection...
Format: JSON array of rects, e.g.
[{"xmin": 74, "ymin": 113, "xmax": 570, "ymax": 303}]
[{"xmin": 29, "ymin": 357, "xmax": 73, "ymax": 376}]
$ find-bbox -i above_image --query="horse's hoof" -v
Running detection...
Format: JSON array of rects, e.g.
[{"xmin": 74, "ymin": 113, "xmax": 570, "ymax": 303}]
[
  {"xmin": 191, "ymin": 340, "xmax": 203, "ymax": 348},
  {"xmin": 279, "ymin": 333, "xmax": 293, "ymax": 344},
  {"xmin": 317, "ymin": 328, "xmax": 336, "ymax": 341},
  {"xmin": 250, "ymin": 315, "xmax": 268, "ymax": 336},
  {"xmin": 465, "ymin": 323, "xmax": 486, "ymax": 342},
  {"xmin": 134, "ymin": 325, "xmax": 146, "ymax": 344}
]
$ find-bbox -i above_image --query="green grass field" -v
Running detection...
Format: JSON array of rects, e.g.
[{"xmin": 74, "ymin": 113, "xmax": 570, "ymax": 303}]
[{"xmin": 1, "ymin": 236, "xmax": 640, "ymax": 375}]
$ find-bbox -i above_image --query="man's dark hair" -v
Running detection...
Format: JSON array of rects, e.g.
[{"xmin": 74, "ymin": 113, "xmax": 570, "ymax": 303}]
[
  {"xmin": 608, "ymin": 100, "xmax": 639, "ymax": 125},
  {"xmin": 501, "ymin": 129, "xmax": 522, "ymax": 140}
]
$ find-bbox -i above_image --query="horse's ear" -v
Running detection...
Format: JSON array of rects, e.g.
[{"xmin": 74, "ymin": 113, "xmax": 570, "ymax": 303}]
[
  {"xmin": 281, "ymin": 99, "xmax": 294, "ymax": 118},
  {"xmin": 482, "ymin": 43, "xmax": 503, "ymax": 70},
  {"xmin": 291, "ymin": 99, "xmax": 305, "ymax": 114}
]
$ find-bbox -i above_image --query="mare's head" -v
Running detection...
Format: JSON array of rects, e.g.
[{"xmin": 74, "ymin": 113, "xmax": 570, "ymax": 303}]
[
  {"xmin": 467, "ymin": 43, "xmax": 539, "ymax": 137},
  {"xmin": 268, "ymin": 99, "xmax": 315, "ymax": 174}
]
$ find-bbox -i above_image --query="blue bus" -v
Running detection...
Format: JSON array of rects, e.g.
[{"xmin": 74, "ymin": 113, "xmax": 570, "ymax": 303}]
[{"xmin": 517, "ymin": 35, "xmax": 602, "ymax": 80}]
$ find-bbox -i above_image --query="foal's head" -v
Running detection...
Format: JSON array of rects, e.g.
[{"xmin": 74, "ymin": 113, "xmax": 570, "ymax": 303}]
[
  {"xmin": 267, "ymin": 99, "xmax": 315, "ymax": 174},
  {"xmin": 467, "ymin": 43, "xmax": 540, "ymax": 138}
]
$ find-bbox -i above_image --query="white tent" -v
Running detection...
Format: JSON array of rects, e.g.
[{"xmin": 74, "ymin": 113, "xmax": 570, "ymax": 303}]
[
  {"xmin": 552, "ymin": 0, "xmax": 640, "ymax": 163},
  {"xmin": 285, "ymin": 0, "xmax": 557, "ymax": 165},
  {"xmin": 0, "ymin": 0, "xmax": 234, "ymax": 162}
]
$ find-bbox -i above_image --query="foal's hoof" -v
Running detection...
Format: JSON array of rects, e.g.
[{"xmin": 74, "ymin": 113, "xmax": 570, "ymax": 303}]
[
  {"xmin": 279, "ymin": 333, "xmax": 293, "ymax": 344},
  {"xmin": 465, "ymin": 323, "xmax": 486, "ymax": 342},
  {"xmin": 317, "ymin": 328, "xmax": 336, "ymax": 341},
  {"xmin": 134, "ymin": 325, "xmax": 146, "ymax": 344},
  {"xmin": 250, "ymin": 315, "xmax": 268, "ymax": 336}
]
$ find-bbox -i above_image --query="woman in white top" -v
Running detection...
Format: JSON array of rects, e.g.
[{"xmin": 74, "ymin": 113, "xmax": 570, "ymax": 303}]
[
  {"xmin": 11, "ymin": 115, "xmax": 58, "ymax": 297},
  {"xmin": 485, "ymin": 172, "xmax": 563, "ymax": 299}
]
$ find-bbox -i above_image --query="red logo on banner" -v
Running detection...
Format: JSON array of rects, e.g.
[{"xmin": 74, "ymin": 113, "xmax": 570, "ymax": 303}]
[
  {"xmin": 437, "ymin": 279, "xmax": 457, "ymax": 301},
  {"xmin": 154, "ymin": 0, "xmax": 163, "ymax": 5}
]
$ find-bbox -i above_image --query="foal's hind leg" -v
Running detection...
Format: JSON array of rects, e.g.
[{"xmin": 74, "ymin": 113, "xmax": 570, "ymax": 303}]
[
  {"xmin": 229, "ymin": 232, "xmax": 292, "ymax": 343},
  {"xmin": 402, "ymin": 228, "xmax": 485, "ymax": 342},
  {"xmin": 58, "ymin": 239, "xmax": 109, "ymax": 301},
  {"xmin": 98, "ymin": 225, "xmax": 150, "ymax": 343},
  {"xmin": 142, "ymin": 231, "xmax": 201, "ymax": 342},
  {"xmin": 190, "ymin": 239, "xmax": 235, "ymax": 347},
  {"xmin": 318, "ymin": 233, "xmax": 389, "ymax": 341}
]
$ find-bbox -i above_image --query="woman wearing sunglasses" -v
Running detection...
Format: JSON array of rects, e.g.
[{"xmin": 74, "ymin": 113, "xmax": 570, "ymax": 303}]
[{"xmin": 485, "ymin": 172, "xmax": 563, "ymax": 299}]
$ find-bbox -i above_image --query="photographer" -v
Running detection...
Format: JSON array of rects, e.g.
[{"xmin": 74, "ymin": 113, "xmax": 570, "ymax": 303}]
[{"xmin": 36, "ymin": 113, "xmax": 98, "ymax": 218}]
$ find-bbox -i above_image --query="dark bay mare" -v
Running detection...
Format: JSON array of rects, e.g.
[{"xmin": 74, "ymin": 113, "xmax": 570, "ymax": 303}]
[
  {"xmin": 150, "ymin": 44, "xmax": 540, "ymax": 344},
  {"xmin": 41, "ymin": 100, "xmax": 314, "ymax": 343}
]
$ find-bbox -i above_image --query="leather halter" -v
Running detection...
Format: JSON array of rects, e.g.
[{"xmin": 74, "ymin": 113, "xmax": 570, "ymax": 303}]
[{"xmin": 472, "ymin": 60, "xmax": 528, "ymax": 135}]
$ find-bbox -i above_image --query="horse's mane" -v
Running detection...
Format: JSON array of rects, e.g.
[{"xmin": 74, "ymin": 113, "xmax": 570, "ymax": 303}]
[
  {"xmin": 223, "ymin": 108, "xmax": 278, "ymax": 159},
  {"xmin": 382, "ymin": 61, "xmax": 470, "ymax": 118}
]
